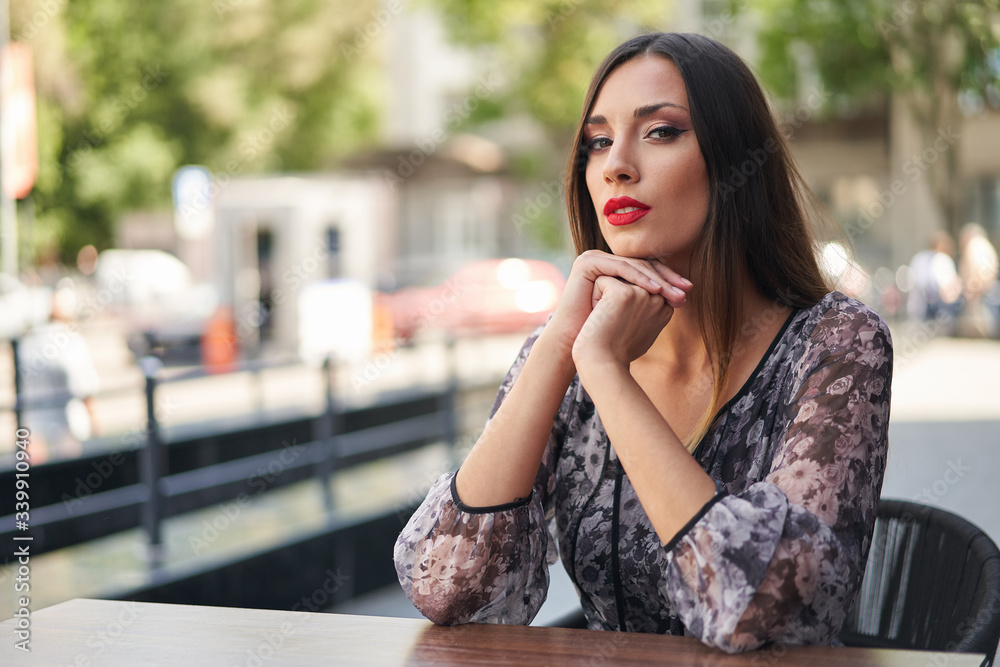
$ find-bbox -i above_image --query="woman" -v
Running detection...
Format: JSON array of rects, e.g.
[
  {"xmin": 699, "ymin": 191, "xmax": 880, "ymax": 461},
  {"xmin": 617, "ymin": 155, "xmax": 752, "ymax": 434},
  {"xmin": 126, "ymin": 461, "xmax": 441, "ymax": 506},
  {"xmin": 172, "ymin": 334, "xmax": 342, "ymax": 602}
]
[{"xmin": 394, "ymin": 32, "xmax": 892, "ymax": 653}]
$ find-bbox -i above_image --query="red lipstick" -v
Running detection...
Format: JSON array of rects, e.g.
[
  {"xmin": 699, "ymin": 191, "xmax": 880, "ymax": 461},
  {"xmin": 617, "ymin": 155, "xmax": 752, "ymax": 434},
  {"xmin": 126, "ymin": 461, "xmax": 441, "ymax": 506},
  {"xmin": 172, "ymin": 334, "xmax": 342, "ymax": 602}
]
[{"xmin": 603, "ymin": 196, "xmax": 651, "ymax": 226}]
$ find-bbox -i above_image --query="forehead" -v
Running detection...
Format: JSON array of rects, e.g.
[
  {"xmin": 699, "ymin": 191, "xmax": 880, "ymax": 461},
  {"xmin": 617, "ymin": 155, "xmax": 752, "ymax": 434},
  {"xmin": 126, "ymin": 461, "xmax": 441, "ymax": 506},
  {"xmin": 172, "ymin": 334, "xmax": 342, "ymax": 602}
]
[{"xmin": 591, "ymin": 55, "xmax": 689, "ymax": 113}]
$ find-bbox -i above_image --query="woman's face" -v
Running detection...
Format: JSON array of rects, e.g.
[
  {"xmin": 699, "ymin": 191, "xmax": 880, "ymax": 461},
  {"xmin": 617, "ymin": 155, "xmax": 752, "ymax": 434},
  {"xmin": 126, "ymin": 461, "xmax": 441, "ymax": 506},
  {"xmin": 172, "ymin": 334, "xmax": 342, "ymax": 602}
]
[{"xmin": 583, "ymin": 55, "xmax": 709, "ymax": 266}]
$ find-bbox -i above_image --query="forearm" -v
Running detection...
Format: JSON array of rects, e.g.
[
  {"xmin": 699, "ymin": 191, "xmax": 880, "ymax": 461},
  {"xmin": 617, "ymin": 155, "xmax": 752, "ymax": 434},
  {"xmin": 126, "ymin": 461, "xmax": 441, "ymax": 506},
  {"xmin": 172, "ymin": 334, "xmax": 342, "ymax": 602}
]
[
  {"xmin": 395, "ymin": 473, "xmax": 550, "ymax": 625},
  {"xmin": 577, "ymin": 360, "xmax": 716, "ymax": 545},
  {"xmin": 455, "ymin": 327, "xmax": 577, "ymax": 507}
]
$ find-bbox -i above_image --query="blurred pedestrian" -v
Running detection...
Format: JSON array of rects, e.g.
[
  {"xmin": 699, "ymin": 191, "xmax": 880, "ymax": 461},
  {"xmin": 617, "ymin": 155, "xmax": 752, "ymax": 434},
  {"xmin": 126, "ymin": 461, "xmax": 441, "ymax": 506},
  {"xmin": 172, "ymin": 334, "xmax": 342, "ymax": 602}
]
[
  {"xmin": 17, "ymin": 282, "xmax": 101, "ymax": 462},
  {"xmin": 906, "ymin": 230, "xmax": 961, "ymax": 326},
  {"xmin": 956, "ymin": 223, "xmax": 999, "ymax": 338}
]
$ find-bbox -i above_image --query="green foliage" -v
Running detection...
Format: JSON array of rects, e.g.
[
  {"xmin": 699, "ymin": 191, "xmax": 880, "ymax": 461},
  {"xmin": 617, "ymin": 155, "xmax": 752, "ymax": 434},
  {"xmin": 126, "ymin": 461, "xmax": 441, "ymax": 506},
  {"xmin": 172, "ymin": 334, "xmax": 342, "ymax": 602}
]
[
  {"xmin": 422, "ymin": 0, "xmax": 671, "ymax": 132},
  {"xmin": 419, "ymin": 0, "xmax": 673, "ymax": 249},
  {"xmin": 753, "ymin": 0, "xmax": 1000, "ymax": 234},
  {"xmin": 13, "ymin": 0, "xmax": 386, "ymax": 263},
  {"xmin": 753, "ymin": 0, "xmax": 1000, "ymax": 112}
]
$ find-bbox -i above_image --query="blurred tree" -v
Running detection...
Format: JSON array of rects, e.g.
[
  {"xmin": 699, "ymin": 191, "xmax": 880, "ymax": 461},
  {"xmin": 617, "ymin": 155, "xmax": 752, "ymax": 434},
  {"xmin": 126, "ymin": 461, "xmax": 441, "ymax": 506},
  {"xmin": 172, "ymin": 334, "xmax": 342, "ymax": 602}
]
[
  {"xmin": 753, "ymin": 0, "xmax": 1000, "ymax": 239},
  {"xmin": 12, "ymin": 0, "xmax": 386, "ymax": 264},
  {"xmin": 424, "ymin": 0, "xmax": 674, "ymax": 139},
  {"xmin": 419, "ymin": 0, "xmax": 672, "ymax": 249}
]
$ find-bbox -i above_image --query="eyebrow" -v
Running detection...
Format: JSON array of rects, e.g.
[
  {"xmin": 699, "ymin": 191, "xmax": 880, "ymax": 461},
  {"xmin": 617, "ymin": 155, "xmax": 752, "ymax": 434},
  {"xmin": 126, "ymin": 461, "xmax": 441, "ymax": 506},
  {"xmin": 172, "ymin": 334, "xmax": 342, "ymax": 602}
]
[{"xmin": 585, "ymin": 101, "xmax": 688, "ymax": 125}]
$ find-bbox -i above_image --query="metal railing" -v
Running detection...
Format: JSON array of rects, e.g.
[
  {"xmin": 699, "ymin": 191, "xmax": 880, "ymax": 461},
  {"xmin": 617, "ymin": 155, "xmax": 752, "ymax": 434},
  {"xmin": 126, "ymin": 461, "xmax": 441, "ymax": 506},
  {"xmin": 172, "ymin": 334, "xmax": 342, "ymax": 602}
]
[{"xmin": 1, "ymin": 338, "xmax": 461, "ymax": 565}]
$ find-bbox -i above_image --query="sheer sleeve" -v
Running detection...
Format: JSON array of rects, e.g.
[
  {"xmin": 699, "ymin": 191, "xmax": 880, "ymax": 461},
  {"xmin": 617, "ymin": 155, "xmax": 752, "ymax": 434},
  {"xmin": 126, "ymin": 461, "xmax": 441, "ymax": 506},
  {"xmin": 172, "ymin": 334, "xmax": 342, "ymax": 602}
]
[
  {"xmin": 663, "ymin": 301, "xmax": 892, "ymax": 652},
  {"xmin": 393, "ymin": 326, "xmax": 564, "ymax": 625}
]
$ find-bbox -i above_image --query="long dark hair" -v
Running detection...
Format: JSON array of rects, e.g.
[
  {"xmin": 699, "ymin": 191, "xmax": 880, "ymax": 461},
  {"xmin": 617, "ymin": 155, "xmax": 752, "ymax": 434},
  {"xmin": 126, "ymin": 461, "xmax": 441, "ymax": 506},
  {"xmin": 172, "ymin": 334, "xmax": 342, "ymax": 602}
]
[{"xmin": 565, "ymin": 32, "xmax": 831, "ymax": 449}]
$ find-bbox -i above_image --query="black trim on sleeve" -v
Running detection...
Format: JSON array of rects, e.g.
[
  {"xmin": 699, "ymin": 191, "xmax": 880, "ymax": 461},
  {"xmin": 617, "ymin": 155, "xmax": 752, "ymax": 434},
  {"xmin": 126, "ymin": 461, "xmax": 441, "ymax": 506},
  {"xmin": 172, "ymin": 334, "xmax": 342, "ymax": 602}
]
[
  {"xmin": 661, "ymin": 479, "xmax": 728, "ymax": 554},
  {"xmin": 449, "ymin": 470, "xmax": 532, "ymax": 514},
  {"xmin": 611, "ymin": 462, "xmax": 627, "ymax": 632}
]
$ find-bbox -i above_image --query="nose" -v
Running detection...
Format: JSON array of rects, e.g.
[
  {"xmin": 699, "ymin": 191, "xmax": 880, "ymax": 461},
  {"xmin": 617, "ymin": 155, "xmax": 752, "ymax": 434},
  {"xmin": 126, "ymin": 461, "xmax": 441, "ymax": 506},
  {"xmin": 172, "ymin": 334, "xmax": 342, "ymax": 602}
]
[{"xmin": 602, "ymin": 140, "xmax": 640, "ymax": 184}]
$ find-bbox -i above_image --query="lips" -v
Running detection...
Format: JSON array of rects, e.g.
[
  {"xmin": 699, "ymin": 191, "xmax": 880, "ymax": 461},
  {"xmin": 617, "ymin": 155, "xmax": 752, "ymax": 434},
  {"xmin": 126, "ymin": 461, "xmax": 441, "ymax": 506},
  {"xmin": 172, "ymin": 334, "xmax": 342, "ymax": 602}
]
[{"xmin": 603, "ymin": 196, "xmax": 651, "ymax": 226}]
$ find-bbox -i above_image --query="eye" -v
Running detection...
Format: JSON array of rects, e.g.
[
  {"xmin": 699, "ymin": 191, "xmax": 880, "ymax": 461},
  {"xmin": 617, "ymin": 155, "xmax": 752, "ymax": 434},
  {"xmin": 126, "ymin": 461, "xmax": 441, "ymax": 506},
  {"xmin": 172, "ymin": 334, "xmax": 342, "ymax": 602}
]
[
  {"xmin": 647, "ymin": 125, "xmax": 686, "ymax": 140},
  {"xmin": 583, "ymin": 136, "xmax": 612, "ymax": 153}
]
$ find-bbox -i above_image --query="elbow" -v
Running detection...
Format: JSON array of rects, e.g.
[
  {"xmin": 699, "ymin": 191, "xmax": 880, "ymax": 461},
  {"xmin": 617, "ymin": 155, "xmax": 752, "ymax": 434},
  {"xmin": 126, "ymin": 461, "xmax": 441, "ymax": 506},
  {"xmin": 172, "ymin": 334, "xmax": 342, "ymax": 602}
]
[
  {"xmin": 396, "ymin": 569, "xmax": 457, "ymax": 624},
  {"xmin": 394, "ymin": 544, "xmax": 477, "ymax": 626},
  {"xmin": 406, "ymin": 573, "xmax": 485, "ymax": 625},
  {"xmin": 410, "ymin": 589, "xmax": 465, "ymax": 626}
]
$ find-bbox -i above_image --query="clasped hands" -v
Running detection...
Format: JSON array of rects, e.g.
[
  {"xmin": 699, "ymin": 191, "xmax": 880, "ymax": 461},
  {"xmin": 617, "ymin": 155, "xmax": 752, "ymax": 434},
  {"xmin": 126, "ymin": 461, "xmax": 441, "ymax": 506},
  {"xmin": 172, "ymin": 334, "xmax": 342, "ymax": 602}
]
[{"xmin": 548, "ymin": 250, "xmax": 692, "ymax": 373}]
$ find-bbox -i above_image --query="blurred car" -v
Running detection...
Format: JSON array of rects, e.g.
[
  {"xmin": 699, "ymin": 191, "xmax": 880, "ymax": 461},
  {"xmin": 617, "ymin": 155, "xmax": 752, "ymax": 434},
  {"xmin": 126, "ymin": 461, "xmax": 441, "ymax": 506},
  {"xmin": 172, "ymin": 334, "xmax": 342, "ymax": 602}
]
[
  {"xmin": 94, "ymin": 249, "xmax": 219, "ymax": 363},
  {"xmin": 383, "ymin": 258, "xmax": 565, "ymax": 340}
]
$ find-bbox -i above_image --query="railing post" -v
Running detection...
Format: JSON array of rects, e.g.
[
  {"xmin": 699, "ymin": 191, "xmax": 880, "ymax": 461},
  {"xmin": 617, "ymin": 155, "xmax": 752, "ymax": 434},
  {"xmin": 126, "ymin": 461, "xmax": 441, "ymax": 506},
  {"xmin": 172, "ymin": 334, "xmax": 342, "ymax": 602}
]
[
  {"xmin": 11, "ymin": 337, "xmax": 22, "ymax": 429},
  {"xmin": 314, "ymin": 354, "xmax": 338, "ymax": 514},
  {"xmin": 139, "ymin": 355, "xmax": 165, "ymax": 566},
  {"xmin": 253, "ymin": 363, "xmax": 265, "ymax": 417}
]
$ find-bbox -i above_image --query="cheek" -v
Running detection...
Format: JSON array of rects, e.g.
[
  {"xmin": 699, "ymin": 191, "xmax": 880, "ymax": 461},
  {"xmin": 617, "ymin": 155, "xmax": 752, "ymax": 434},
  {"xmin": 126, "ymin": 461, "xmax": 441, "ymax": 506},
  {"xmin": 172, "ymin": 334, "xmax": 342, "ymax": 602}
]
[{"xmin": 668, "ymin": 159, "xmax": 709, "ymax": 214}]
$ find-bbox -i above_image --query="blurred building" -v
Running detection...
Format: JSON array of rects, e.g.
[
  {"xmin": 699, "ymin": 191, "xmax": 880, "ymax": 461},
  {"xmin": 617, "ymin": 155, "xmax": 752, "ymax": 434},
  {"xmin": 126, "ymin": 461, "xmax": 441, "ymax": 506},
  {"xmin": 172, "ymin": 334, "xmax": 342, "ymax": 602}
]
[
  {"xmin": 683, "ymin": 1, "xmax": 1000, "ymax": 281},
  {"xmin": 210, "ymin": 149, "xmax": 515, "ymax": 354}
]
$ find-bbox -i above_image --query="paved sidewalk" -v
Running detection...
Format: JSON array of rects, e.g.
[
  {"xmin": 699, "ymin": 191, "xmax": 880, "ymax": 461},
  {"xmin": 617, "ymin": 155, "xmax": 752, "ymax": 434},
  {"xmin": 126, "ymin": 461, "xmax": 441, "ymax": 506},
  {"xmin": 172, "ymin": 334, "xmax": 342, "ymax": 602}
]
[{"xmin": 889, "ymin": 334, "xmax": 1000, "ymax": 423}]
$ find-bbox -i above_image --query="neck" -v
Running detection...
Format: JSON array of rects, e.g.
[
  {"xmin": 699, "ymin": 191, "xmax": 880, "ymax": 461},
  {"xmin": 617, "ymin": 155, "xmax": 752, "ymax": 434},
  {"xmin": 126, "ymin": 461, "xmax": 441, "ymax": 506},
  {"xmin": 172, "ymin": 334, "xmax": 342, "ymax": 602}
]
[
  {"xmin": 639, "ymin": 267, "xmax": 784, "ymax": 378},
  {"xmin": 637, "ymin": 294, "xmax": 710, "ymax": 379}
]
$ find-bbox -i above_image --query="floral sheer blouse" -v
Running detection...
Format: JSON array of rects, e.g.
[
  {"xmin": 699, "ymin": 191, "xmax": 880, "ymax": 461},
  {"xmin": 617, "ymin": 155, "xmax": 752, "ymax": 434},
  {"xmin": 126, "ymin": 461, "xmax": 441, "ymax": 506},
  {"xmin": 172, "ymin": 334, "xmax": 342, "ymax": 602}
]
[{"xmin": 394, "ymin": 291, "xmax": 892, "ymax": 653}]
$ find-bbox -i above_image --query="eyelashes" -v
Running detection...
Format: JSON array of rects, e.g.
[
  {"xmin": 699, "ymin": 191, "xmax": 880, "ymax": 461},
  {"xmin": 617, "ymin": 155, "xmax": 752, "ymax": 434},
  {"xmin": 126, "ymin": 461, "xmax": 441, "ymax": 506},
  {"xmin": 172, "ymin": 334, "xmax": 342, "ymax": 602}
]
[
  {"xmin": 582, "ymin": 125, "xmax": 687, "ymax": 154},
  {"xmin": 648, "ymin": 126, "xmax": 686, "ymax": 139}
]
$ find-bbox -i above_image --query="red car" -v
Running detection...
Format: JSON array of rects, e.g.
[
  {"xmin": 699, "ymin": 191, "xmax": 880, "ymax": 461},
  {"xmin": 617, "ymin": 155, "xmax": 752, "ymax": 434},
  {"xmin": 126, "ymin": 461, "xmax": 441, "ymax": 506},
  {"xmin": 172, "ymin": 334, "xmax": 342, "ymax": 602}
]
[{"xmin": 383, "ymin": 258, "xmax": 565, "ymax": 340}]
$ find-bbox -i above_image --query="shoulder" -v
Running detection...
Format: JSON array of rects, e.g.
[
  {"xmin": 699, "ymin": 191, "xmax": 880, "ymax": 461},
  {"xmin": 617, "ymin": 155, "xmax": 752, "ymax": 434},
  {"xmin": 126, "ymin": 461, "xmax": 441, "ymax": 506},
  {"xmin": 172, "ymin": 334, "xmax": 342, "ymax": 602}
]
[
  {"xmin": 798, "ymin": 291, "xmax": 891, "ymax": 348},
  {"xmin": 785, "ymin": 292, "xmax": 892, "ymax": 375}
]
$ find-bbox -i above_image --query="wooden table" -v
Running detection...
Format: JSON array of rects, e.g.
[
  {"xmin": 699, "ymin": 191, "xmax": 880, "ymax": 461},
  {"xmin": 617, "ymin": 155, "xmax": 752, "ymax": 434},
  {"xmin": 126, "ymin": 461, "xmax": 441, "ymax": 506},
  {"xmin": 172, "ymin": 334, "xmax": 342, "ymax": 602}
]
[{"xmin": 0, "ymin": 599, "xmax": 987, "ymax": 666}]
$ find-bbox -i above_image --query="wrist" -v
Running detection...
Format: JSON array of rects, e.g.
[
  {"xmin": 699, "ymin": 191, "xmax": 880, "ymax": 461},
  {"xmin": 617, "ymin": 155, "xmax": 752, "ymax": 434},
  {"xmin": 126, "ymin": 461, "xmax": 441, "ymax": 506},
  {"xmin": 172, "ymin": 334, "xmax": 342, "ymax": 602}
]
[
  {"xmin": 574, "ymin": 351, "xmax": 631, "ymax": 388},
  {"xmin": 535, "ymin": 323, "xmax": 579, "ymax": 380}
]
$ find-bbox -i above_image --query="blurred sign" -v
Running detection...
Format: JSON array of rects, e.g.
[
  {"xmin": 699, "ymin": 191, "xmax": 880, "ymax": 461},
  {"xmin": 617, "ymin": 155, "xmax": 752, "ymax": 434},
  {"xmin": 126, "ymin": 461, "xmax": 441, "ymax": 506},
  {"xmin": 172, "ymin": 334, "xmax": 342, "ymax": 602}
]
[
  {"xmin": 1, "ymin": 43, "xmax": 38, "ymax": 199},
  {"xmin": 172, "ymin": 165, "xmax": 215, "ymax": 240},
  {"xmin": 298, "ymin": 279, "xmax": 373, "ymax": 365}
]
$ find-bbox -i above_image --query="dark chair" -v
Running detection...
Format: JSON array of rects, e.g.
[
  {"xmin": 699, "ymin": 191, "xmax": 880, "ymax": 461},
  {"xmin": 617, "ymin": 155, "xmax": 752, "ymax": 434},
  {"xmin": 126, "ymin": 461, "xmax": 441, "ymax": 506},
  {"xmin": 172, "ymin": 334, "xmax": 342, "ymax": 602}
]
[{"xmin": 841, "ymin": 499, "xmax": 1000, "ymax": 665}]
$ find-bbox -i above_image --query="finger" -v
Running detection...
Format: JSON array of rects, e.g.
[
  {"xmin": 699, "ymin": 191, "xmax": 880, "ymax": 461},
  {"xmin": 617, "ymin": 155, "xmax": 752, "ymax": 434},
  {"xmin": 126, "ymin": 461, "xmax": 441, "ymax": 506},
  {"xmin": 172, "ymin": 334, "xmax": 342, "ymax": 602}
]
[
  {"xmin": 645, "ymin": 258, "xmax": 694, "ymax": 292},
  {"xmin": 591, "ymin": 275, "xmax": 620, "ymax": 309},
  {"xmin": 609, "ymin": 263, "xmax": 687, "ymax": 308},
  {"xmin": 594, "ymin": 275, "xmax": 684, "ymax": 314},
  {"xmin": 578, "ymin": 250, "xmax": 669, "ymax": 295}
]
